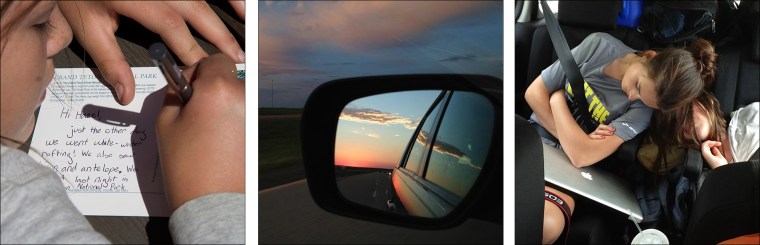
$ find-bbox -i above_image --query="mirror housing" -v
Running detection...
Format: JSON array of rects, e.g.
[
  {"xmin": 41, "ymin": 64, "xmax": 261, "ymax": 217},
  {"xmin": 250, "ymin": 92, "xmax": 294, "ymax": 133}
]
[{"xmin": 301, "ymin": 74, "xmax": 502, "ymax": 229}]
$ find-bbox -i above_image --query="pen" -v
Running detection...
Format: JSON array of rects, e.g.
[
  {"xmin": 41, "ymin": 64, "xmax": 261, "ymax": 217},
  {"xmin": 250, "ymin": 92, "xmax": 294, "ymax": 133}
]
[{"xmin": 149, "ymin": 42, "xmax": 193, "ymax": 104}]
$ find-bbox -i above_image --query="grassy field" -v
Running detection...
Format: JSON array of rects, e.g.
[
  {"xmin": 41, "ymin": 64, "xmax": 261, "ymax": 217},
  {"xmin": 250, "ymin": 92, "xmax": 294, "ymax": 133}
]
[
  {"xmin": 259, "ymin": 108, "xmax": 303, "ymax": 116},
  {"xmin": 259, "ymin": 109, "xmax": 303, "ymax": 173}
]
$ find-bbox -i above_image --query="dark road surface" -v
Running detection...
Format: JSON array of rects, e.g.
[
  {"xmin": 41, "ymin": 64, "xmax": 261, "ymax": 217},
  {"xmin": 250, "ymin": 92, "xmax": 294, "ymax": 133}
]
[
  {"xmin": 258, "ymin": 179, "xmax": 503, "ymax": 244},
  {"xmin": 337, "ymin": 171, "xmax": 394, "ymax": 212}
]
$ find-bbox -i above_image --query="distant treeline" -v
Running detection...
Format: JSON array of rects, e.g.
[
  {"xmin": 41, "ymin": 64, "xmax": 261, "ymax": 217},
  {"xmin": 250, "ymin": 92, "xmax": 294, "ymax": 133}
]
[{"xmin": 259, "ymin": 108, "xmax": 303, "ymax": 116}]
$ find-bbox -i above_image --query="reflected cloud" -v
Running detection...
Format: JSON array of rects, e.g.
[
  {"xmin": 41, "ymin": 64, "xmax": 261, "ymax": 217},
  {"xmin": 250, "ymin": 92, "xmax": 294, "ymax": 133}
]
[
  {"xmin": 350, "ymin": 129, "xmax": 381, "ymax": 139},
  {"xmin": 340, "ymin": 107, "xmax": 419, "ymax": 130},
  {"xmin": 415, "ymin": 131, "xmax": 482, "ymax": 170}
]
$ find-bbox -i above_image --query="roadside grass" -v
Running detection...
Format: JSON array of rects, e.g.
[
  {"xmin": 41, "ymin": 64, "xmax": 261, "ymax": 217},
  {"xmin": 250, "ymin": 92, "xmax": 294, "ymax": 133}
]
[
  {"xmin": 259, "ymin": 108, "xmax": 303, "ymax": 173},
  {"xmin": 259, "ymin": 108, "xmax": 303, "ymax": 116}
]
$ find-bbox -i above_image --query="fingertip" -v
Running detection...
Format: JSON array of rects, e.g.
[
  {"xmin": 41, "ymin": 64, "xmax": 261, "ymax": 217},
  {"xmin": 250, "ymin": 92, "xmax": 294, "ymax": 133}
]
[
  {"xmin": 120, "ymin": 92, "xmax": 135, "ymax": 105},
  {"xmin": 99, "ymin": 59, "xmax": 136, "ymax": 105},
  {"xmin": 217, "ymin": 44, "xmax": 244, "ymax": 64},
  {"xmin": 114, "ymin": 84, "xmax": 124, "ymax": 103},
  {"xmin": 237, "ymin": 50, "xmax": 245, "ymax": 63},
  {"xmin": 116, "ymin": 78, "xmax": 136, "ymax": 105}
]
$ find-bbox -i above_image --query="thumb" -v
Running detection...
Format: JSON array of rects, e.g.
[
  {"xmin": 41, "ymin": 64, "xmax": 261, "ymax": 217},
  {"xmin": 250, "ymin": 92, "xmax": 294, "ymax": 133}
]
[{"xmin": 97, "ymin": 59, "xmax": 136, "ymax": 105}]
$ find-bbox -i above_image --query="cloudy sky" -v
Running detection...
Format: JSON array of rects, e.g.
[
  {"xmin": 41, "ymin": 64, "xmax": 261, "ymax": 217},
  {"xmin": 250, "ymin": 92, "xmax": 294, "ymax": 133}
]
[
  {"xmin": 335, "ymin": 90, "xmax": 440, "ymax": 169},
  {"xmin": 259, "ymin": 1, "xmax": 503, "ymax": 108}
]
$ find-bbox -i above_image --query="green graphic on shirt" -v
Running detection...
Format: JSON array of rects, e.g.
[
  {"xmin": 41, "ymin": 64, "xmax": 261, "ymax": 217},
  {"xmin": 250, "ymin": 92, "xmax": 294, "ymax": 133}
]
[{"xmin": 566, "ymin": 81, "xmax": 611, "ymax": 124}]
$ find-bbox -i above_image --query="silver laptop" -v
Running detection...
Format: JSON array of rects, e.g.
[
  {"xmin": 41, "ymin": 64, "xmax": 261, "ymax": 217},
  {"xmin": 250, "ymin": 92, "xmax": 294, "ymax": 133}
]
[{"xmin": 543, "ymin": 144, "xmax": 643, "ymax": 223}]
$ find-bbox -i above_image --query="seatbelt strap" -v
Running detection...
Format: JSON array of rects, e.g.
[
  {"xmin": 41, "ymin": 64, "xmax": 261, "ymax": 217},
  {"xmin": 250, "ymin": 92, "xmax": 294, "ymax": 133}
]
[
  {"xmin": 684, "ymin": 148, "xmax": 704, "ymax": 182},
  {"xmin": 540, "ymin": 0, "xmax": 594, "ymax": 128}
]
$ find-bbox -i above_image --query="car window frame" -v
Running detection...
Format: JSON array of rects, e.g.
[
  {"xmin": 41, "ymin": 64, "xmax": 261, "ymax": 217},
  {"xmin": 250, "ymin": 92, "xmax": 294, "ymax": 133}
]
[
  {"xmin": 397, "ymin": 90, "xmax": 493, "ymax": 209},
  {"xmin": 398, "ymin": 90, "xmax": 449, "ymax": 174}
]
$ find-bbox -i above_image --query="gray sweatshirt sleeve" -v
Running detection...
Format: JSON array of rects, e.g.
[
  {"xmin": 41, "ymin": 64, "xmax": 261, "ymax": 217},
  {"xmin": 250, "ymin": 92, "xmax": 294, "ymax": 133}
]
[
  {"xmin": 1, "ymin": 146, "xmax": 110, "ymax": 244},
  {"xmin": 3, "ymin": 145, "xmax": 245, "ymax": 244},
  {"xmin": 169, "ymin": 192, "xmax": 245, "ymax": 244}
]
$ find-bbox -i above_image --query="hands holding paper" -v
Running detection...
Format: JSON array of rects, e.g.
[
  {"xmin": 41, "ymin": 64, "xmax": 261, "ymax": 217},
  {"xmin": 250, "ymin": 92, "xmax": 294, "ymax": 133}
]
[
  {"xmin": 57, "ymin": 1, "xmax": 245, "ymax": 105},
  {"xmin": 156, "ymin": 54, "xmax": 244, "ymax": 211}
]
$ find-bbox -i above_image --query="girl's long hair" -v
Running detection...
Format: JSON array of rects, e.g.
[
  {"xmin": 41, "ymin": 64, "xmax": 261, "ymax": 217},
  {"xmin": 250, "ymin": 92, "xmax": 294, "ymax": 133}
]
[{"xmin": 647, "ymin": 91, "xmax": 727, "ymax": 174}]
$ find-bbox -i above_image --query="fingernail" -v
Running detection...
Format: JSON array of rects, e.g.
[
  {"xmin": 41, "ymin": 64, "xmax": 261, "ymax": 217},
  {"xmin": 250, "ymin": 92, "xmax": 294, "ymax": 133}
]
[
  {"xmin": 237, "ymin": 50, "xmax": 245, "ymax": 63},
  {"xmin": 115, "ymin": 84, "xmax": 123, "ymax": 103}
]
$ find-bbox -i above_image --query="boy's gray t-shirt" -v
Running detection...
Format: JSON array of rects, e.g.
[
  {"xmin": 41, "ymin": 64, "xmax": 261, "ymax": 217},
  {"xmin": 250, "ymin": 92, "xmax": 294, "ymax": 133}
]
[{"xmin": 530, "ymin": 32, "xmax": 653, "ymax": 141}]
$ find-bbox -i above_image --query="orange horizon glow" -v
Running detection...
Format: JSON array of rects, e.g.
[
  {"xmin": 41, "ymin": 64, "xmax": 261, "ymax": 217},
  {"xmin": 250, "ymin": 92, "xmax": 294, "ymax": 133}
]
[{"xmin": 334, "ymin": 136, "xmax": 400, "ymax": 169}]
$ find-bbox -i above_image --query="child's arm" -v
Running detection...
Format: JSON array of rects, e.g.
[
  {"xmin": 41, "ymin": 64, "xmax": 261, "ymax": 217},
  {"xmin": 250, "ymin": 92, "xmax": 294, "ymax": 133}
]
[{"xmin": 549, "ymin": 90, "xmax": 625, "ymax": 168}]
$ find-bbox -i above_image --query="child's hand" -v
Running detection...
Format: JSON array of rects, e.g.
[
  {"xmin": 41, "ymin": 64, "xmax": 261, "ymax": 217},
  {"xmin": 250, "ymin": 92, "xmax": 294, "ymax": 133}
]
[
  {"xmin": 588, "ymin": 124, "xmax": 615, "ymax": 139},
  {"xmin": 58, "ymin": 1, "xmax": 245, "ymax": 105},
  {"xmin": 155, "ymin": 54, "xmax": 244, "ymax": 212},
  {"xmin": 701, "ymin": 140, "xmax": 728, "ymax": 169}
]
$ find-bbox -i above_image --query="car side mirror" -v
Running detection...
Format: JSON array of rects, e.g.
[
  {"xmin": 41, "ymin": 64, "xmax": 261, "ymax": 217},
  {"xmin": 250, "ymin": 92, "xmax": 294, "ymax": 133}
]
[{"xmin": 301, "ymin": 74, "xmax": 502, "ymax": 229}]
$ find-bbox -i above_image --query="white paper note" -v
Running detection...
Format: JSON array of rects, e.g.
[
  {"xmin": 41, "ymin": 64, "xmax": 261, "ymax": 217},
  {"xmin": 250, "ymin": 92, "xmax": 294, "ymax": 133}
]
[{"xmin": 28, "ymin": 64, "xmax": 244, "ymax": 217}]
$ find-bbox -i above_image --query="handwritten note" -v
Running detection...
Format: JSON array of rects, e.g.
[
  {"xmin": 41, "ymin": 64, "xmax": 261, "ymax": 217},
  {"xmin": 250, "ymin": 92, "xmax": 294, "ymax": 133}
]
[{"xmin": 29, "ymin": 64, "xmax": 245, "ymax": 217}]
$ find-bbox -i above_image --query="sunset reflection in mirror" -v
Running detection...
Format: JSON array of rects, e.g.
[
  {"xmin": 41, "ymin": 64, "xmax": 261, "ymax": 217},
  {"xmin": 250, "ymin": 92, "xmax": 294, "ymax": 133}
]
[{"xmin": 335, "ymin": 90, "xmax": 441, "ymax": 169}]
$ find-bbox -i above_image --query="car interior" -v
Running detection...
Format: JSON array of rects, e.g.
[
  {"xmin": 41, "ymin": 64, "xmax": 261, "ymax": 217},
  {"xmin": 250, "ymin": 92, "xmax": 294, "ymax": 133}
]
[{"xmin": 515, "ymin": 0, "xmax": 759, "ymax": 243}]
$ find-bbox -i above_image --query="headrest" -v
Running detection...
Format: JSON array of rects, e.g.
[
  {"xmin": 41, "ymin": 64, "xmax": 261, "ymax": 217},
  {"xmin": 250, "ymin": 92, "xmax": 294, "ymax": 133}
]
[{"xmin": 558, "ymin": 1, "xmax": 622, "ymax": 30}]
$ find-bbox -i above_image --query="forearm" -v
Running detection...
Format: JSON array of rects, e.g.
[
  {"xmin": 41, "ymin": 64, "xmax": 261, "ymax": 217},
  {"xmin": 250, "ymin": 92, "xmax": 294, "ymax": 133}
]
[{"xmin": 550, "ymin": 96, "xmax": 621, "ymax": 167}]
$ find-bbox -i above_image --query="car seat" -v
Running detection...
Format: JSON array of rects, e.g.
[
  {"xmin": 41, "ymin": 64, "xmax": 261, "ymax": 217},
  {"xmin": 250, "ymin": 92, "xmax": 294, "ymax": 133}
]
[
  {"xmin": 711, "ymin": 0, "xmax": 760, "ymax": 120},
  {"xmin": 683, "ymin": 2, "xmax": 760, "ymax": 241},
  {"xmin": 515, "ymin": 115, "xmax": 546, "ymax": 244},
  {"xmin": 683, "ymin": 160, "xmax": 760, "ymax": 244}
]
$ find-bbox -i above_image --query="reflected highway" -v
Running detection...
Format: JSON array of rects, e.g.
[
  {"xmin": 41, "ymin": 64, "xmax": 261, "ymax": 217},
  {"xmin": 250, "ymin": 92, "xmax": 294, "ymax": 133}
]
[
  {"xmin": 336, "ymin": 171, "xmax": 393, "ymax": 212},
  {"xmin": 259, "ymin": 179, "xmax": 503, "ymax": 244}
]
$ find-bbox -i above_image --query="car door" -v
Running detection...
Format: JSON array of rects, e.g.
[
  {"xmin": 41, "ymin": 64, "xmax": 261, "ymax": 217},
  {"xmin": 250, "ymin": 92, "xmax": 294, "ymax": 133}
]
[{"xmin": 392, "ymin": 90, "xmax": 494, "ymax": 217}]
